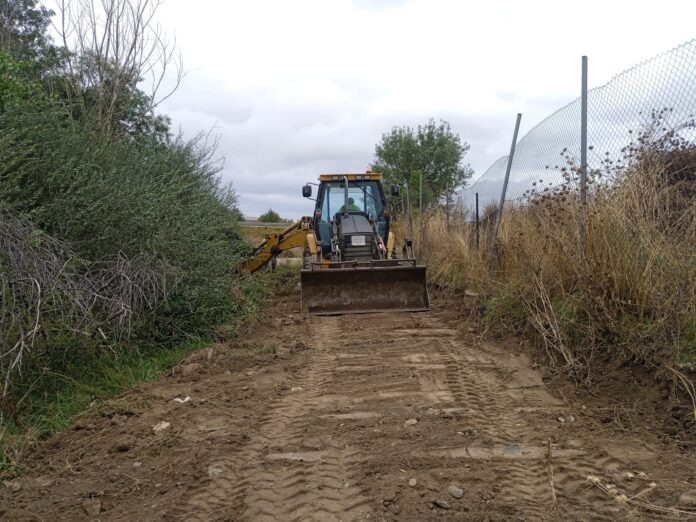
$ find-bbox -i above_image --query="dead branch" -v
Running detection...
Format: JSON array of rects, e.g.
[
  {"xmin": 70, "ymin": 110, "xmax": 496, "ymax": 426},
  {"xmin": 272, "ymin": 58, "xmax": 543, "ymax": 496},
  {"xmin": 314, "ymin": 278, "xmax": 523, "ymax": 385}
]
[{"xmin": 0, "ymin": 211, "xmax": 170, "ymax": 419}]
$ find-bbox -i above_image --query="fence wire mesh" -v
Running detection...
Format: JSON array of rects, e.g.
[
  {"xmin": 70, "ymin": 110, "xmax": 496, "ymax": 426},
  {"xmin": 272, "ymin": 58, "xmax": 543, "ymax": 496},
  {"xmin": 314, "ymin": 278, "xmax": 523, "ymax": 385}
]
[{"xmin": 461, "ymin": 39, "xmax": 696, "ymax": 212}]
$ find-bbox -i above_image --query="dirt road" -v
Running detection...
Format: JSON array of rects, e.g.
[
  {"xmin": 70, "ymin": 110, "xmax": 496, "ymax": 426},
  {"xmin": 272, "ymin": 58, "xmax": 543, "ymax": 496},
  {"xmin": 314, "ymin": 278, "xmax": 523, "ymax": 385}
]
[{"xmin": 3, "ymin": 291, "xmax": 696, "ymax": 521}]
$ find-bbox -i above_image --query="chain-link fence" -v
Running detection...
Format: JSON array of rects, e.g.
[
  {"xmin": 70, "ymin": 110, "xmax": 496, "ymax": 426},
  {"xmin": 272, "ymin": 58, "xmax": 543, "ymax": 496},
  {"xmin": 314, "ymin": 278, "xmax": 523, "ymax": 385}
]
[{"xmin": 460, "ymin": 39, "xmax": 696, "ymax": 213}]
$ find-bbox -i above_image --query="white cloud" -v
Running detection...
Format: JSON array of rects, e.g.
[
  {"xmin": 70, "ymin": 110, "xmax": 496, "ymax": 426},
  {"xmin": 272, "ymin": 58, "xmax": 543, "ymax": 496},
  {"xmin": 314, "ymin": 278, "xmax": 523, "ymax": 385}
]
[{"xmin": 156, "ymin": 0, "xmax": 696, "ymax": 218}]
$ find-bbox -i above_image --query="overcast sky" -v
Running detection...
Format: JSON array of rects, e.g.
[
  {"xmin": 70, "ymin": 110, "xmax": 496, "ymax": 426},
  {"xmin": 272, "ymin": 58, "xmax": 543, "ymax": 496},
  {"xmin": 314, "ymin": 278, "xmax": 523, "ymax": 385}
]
[{"xmin": 155, "ymin": 0, "xmax": 696, "ymax": 219}]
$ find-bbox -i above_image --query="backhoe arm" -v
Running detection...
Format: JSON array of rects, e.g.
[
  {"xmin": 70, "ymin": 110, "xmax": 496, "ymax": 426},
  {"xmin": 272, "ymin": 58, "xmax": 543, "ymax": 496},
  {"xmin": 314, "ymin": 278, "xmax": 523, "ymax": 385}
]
[{"xmin": 235, "ymin": 217, "xmax": 312, "ymax": 273}]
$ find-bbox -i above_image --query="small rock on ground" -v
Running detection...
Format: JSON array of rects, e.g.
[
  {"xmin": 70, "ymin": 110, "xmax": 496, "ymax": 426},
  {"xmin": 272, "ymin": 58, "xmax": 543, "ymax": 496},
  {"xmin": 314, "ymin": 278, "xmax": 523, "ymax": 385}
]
[
  {"xmin": 208, "ymin": 466, "xmax": 224, "ymax": 478},
  {"xmin": 4, "ymin": 479, "xmax": 22, "ymax": 492},
  {"xmin": 448, "ymin": 485, "xmax": 463, "ymax": 499},
  {"xmin": 408, "ymin": 478, "xmax": 417, "ymax": 487},
  {"xmin": 114, "ymin": 436, "xmax": 135, "ymax": 452},
  {"xmin": 74, "ymin": 419, "xmax": 96, "ymax": 431},
  {"xmin": 152, "ymin": 421, "xmax": 171, "ymax": 433},
  {"xmin": 434, "ymin": 499, "xmax": 451, "ymax": 509},
  {"xmin": 82, "ymin": 498, "xmax": 101, "ymax": 516},
  {"xmin": 35, "ymin": 476, "xmax": 54, "ymax": 488},
  {"xmin": 110, "ymin": 413, "xmax": 128, "ymax": 426},
  {"xmin": 180, "ymin": 363, "xmax": 202, "ymax": 376},
  {"xmin": 404, "ymin": 418, "xmax": 418, "ymax": 427}
]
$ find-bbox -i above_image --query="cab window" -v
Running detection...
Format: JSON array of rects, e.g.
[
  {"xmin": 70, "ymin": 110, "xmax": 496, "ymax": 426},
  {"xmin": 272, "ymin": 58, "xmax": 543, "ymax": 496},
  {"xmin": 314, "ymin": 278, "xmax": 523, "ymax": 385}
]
[{"xmin": 320, "ymin": 181, "xmax": 383, "ymax": 221}]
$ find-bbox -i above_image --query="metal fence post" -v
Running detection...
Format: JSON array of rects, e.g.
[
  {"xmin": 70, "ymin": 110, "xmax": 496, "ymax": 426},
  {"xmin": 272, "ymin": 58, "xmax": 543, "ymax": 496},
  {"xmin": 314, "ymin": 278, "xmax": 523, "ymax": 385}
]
[
  {"xmin": 475, "ymin": 192, "xmax": 480, "ymax": 251},
  {"xmin": 488, "ymin": 113, "xmax": 522, "ymax": 269},
  {"xmin": 579, "ymin": 55, "xmax": 588, "ymax": 260}
]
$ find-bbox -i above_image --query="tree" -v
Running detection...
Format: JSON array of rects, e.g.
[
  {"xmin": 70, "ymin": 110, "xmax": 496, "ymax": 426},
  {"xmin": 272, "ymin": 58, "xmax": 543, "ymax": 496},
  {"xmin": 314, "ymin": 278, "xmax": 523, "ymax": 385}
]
[
  {"xmin": 0, "ymin": 0, "xmax": 54, "ymax": 62},
  {"xmin": 0, "ymin": 0, "xmax": 174, "ymax": 140},
  {"xmin": 372, "ymin": 119, "xmax": 473, "ymax": 209},
  {"xmin": 53, "ymin": 0, "xmax": 183, "ymax": 140},
  {"xmin": 257, "ymin": 209, "xmax": 281, "ymax": 223}
]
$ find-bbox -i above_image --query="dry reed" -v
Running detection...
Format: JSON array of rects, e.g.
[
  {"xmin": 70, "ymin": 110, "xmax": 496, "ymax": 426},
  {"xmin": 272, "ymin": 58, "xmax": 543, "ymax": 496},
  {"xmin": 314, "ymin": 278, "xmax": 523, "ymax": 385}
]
[{"xmin": 399, "ymin": 138, "xmax": 696, "ymax": 382}]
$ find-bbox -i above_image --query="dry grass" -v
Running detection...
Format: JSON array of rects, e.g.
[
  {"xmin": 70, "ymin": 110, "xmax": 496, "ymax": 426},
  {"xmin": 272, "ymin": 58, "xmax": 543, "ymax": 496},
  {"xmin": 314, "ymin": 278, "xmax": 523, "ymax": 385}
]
[{"xmin": 403, "ymin": 143, "xmax": 696, "ymax": 382}]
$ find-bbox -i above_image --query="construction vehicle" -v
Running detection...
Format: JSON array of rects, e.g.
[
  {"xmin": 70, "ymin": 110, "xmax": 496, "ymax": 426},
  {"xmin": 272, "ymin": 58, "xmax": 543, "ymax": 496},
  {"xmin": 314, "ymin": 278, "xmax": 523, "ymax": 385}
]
[{"xmin": 236, "ymin": 171, "xmax": 429, "ymax": 315}]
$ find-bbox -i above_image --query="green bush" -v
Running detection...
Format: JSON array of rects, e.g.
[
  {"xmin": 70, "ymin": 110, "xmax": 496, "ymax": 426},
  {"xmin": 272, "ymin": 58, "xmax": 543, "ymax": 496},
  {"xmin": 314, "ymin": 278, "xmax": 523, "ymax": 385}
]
[
  {"xmin": 0, "ymin": 101, "xmax": 247, "ymax": 342},
  {"xmin": 0, "ymin": 0, "xmax": 288, "ymax": 468}
]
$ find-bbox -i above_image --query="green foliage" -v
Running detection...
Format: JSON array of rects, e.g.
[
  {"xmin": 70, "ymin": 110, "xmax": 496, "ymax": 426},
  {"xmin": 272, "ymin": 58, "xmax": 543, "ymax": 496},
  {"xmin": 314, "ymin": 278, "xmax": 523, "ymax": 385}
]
[
  {"xmin": 0, "ymin": 0, "xmax": 269, "ymax": 462},
  {"xmin": 483, "ymin": 283, "xmax": 527, "ymax": 333},
  {"xmin": 217, "ymin": 182, "xmax": 245, "ymax": 221},
  {"xmin": 372, "ymin": 119, "xmax": 474, "ymax": 208},
  {"xmin": 0, "ymin": 101, "xmax": 247, "ymax": 342},
  {"xmin": 3, "ymin": 1, "xmax": 170, "ymax": 141},
  {"xmin": 0, "ymin": 337, "xmax": 204, "ymax": 479},
  {"xmin": 258, "ymin": 208, "xmax": 282, "ymax": 223},
  {"xmin": 0, "ymin": 50, "xmax": 43, "ymax": 110},
  {"xmin": 0, "ymin": 0, "xmax": 55, "ymax": 64},
  {"xmin": 0, "ymin": 51, "xmax": 24, "ymax": 108}
]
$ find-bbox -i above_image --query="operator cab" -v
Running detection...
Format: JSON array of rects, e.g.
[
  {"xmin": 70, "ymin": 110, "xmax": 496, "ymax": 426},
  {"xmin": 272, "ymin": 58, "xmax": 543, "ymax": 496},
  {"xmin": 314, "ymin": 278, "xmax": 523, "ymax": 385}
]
[{"xmin": 304, "ymin": 173, "xmax": 389, "ymax": 257}]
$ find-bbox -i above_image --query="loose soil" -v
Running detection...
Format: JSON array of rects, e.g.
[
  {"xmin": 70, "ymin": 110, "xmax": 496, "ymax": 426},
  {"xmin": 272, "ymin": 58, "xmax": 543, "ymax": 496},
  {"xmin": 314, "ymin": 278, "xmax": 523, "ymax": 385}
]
[{"xmin": 2, "ymin": 290, "xmax": 696, "ymax": 521}]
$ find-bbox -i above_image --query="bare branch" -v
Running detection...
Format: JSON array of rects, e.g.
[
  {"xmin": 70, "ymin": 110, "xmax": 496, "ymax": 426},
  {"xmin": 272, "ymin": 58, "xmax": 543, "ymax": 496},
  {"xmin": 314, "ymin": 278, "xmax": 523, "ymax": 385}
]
[
  {"xmin": 52, "ymin": 0, "xmax": 183, "ymax": 137},
  {"xmin": 0, "ymin": 212, "xmax": 172, "ymax": 416}
]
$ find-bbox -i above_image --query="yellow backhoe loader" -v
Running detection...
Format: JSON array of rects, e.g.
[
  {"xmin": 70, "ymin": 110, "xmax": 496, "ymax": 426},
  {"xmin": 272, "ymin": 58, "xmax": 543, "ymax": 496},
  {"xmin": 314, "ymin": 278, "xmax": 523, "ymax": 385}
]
[{"xmin": 236, "ymin": 171, "xmax": 429, "ymax": 315}]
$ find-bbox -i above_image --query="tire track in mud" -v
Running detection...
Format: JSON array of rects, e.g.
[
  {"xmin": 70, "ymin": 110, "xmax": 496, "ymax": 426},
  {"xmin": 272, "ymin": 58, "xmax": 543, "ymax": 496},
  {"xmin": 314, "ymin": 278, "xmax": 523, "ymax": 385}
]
[
  {"xmin": 242, "ymin": 316, "xmax": 370, "ymax": 522},
  {"xmin": 413, "ymin": 316, "xmax": 667, "ymax": 521},
  {"xmin": 332, "ymin": 311, "xmax": 679, "ymax": 521},
  {"xmin": 176, "ymin": 316, "xmax": 371, "ymax": 522},
  {"xmin": 5, "ymin": 292, "xmax": 694, "ymax": 522},
  {"xmin": 177, "ymin": 307, "xmax": 688, "ymax": 521},
  {"xmin": 435, "ymin": 337, "xmax": 561, "ymax": 520}
]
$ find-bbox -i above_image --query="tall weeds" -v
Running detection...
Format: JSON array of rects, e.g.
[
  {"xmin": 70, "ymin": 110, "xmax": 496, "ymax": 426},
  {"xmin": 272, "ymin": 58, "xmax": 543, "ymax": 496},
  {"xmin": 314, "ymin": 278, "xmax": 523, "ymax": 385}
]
[{"xmin": 413, "ymin": 132, "xmax": 696, "ymax": 380}]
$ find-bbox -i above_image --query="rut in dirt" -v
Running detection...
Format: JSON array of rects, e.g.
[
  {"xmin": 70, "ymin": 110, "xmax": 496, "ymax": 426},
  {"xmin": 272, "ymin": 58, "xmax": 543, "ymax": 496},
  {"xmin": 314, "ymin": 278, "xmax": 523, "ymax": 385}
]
[{"xmin": 2, "ymin": 293, "xmax": 695, "ymax": 521}]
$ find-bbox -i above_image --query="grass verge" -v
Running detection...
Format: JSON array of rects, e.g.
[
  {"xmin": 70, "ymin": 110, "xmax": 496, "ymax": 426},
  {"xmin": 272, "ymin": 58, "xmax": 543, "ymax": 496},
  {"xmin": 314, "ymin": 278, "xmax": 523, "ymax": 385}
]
[{"xmin": 0, "ymin": 264, "xmax": 299, "ymax": 479}]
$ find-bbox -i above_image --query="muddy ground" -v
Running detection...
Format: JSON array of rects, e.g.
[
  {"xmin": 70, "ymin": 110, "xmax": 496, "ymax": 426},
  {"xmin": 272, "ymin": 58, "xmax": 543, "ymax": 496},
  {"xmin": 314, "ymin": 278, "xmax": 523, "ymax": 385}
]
[{"xmin": 2, "ymin": 289, "xmax": 696, "ymax": 521}]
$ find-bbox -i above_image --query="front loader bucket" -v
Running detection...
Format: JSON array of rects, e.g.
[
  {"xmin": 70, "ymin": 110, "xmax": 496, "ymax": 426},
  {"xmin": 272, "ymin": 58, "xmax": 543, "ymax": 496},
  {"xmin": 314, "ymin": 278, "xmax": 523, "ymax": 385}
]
[{"xmin": 301, "ymin": 265, "xmax": 430, "ymax": 315}]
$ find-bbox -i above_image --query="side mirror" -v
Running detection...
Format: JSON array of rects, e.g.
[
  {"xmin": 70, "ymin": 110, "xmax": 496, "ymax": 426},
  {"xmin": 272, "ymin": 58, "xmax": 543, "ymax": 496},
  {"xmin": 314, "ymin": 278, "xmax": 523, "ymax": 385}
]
[
  {"xmin": 302, "ymin": 185, "xmax": 312, "ymax": 198},
  {"xmin": 391, "ymin": 184, "xmax": 400, "ymax": 197}
]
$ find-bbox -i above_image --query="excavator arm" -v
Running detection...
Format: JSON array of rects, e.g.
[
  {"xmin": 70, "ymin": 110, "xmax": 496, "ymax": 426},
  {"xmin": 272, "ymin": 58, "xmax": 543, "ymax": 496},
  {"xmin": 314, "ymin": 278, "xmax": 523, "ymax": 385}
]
[{"xmin": 235, "ymin": 216, "xmax": 313, "ymax": 273}]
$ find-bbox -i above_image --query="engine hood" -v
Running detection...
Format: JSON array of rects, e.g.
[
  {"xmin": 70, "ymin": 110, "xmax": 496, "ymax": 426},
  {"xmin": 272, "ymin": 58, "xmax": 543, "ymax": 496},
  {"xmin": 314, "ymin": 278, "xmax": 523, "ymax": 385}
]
[{"xmin": 339, "ymin": 213, "xmax": 373, "ymax": 235}]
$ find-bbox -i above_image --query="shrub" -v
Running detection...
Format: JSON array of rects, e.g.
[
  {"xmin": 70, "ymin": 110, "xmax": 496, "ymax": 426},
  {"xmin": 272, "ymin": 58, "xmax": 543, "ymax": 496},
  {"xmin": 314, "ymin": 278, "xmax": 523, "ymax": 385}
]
[
  {"xmin": 0, "ymin": 101, "xmax": 257, "ymax": 423},
  {"xmin": 0, "ymin": 101, "xmax": 248, "ymax": 340}
]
